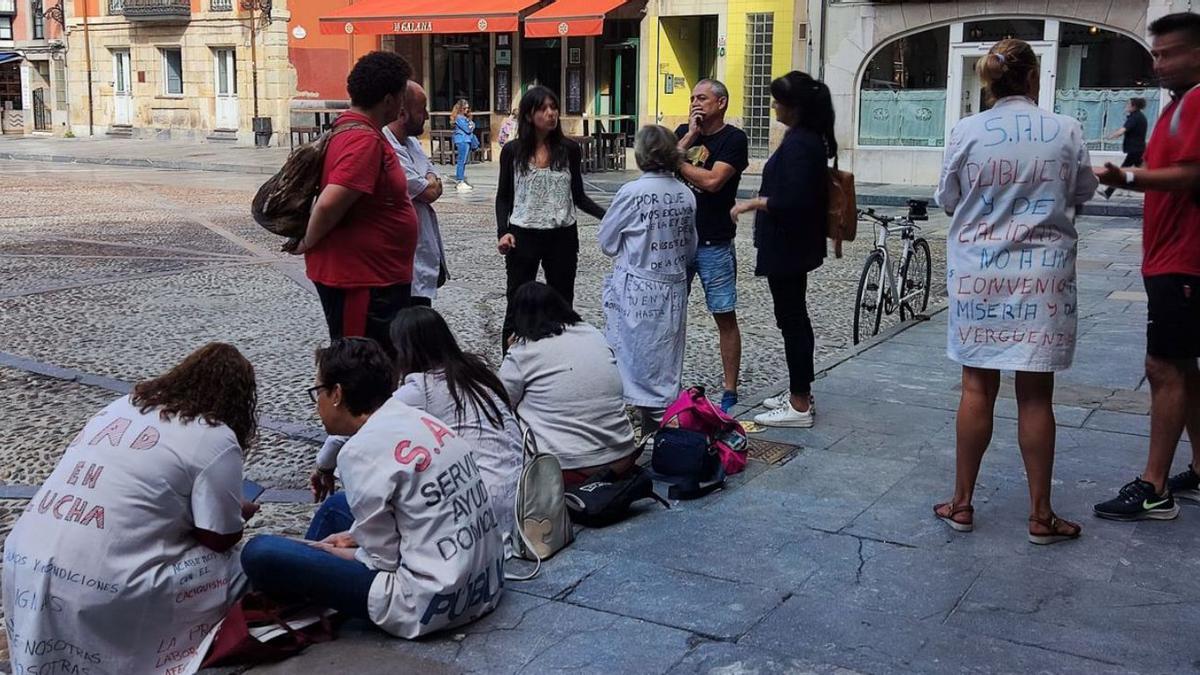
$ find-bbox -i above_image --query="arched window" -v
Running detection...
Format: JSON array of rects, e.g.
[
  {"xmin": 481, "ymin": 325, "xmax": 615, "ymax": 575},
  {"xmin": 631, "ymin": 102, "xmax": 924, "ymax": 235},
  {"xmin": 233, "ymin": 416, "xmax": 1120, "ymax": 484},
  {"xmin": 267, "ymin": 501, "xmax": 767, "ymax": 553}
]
[
  {"xmin": 857, "ymin": 20, "xmax": 1157, "ymax": 151},
  {"xmin": 1054, "ymin": 23, "xmax": 1159, "ymax": 152},
  {"xmin": 858, "ymin": 26, "xmax": 949, "ymax": 148}
]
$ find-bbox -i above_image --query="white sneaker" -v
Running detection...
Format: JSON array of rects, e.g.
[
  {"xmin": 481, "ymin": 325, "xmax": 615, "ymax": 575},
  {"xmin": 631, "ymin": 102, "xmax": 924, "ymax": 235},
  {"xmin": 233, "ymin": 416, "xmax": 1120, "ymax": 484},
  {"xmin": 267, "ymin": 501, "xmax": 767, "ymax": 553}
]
[
  {"xmin": 763, "ymin": 392, "xmax": 815, "ymax": 412},
  {"xmin": 754, "ymin": 402, "xmax": 814, "ymax": 428},
  {"xmin": 456, "ymin": 181, "xmax": 474, "ymax": 192}
]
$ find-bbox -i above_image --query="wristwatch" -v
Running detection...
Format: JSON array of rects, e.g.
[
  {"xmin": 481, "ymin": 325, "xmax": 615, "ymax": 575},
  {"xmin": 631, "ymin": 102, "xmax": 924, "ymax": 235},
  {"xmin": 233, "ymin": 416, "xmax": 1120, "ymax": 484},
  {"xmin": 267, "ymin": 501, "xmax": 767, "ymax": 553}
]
[{"xmin": 1124, "ymin": 170, "xmax": 1136, "ymax": 186}]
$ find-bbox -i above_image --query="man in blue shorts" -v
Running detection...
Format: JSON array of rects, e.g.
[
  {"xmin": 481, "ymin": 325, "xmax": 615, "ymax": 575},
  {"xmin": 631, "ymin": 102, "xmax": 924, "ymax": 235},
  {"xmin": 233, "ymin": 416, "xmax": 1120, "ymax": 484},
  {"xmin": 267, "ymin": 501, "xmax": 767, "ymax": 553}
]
[{"xmin": 676, "ymin": 79, "xmax": 750, "ymax": 412}]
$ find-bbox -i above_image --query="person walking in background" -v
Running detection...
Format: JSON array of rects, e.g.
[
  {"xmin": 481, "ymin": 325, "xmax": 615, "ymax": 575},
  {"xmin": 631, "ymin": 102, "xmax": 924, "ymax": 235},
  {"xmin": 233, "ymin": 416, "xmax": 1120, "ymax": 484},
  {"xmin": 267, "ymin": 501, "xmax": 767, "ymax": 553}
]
[
  {"xmin": 675, "ymin": 79, "xmax": 749, "ymax": 412},
  {"xmin": 243, "ymin": 338, "xmax": 505, "ymax": 638},
  {"xmin": 384, "ymin": 81, "xmax": 448, "ymax": 307},
  {"xmin": 497, "ymin": 107, "xmax": 519, "ymax": 147},
  {"xmin": 1101, "ymin": 97, "xmax": 1149, "ymax": 199},
  {"xmin": 731, "ymin": 72, "xmax": 834, "ymax": 429},
  {"xmin": 599, "ymin": 125, "xmax": 697, "ymax": 434},
  {"xmin": 1094, "ymin": 12, "xmax": 1200, "ymax": 521},
  {"xmin": 934, "ymin": 39, "xmax": 1097, "ymax": 544},
  {"xmin": 4, "ymin": 343, "xmax": 258, "ymax": 675},
  {"xmin": 452, "ymin": 99, "xmax": 478, "ymax": 191},
  {"xmin": 500, "ymin": 282, "xmax": 639, "ymax": 486},
  {"xmin": 289, "ymin": 51, "xmax": 418, "ymax": 357},
  {"xmin": 496, "ymin": 86, "xmax": 606, "ymax": 348}
]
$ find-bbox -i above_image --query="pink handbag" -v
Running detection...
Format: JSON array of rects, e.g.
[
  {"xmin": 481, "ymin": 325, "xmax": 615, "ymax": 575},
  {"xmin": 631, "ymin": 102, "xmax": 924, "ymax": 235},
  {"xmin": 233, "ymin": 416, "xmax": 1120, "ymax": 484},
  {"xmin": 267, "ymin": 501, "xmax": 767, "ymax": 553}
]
[{"xmin": 661, "ymin": 387, "xmax": 748, "ymax": 475}]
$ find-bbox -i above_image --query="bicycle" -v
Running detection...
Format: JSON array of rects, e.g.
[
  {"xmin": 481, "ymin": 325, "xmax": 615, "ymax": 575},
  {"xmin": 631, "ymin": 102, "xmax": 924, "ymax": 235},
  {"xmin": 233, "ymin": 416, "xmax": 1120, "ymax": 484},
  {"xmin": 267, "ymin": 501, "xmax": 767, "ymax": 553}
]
[{"xmin": 852, "ymin": 200, "xmax": 933, "ymax": 345}]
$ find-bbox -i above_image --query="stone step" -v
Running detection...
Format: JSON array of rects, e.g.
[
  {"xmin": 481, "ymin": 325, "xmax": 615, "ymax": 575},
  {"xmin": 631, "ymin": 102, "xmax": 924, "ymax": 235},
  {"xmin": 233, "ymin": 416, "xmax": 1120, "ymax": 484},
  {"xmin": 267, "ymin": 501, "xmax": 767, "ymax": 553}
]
[
  {"xmin": 206, "ymin": 130, "xmax": 238, "ymax": 143},
  {"xmin": 106, "ymin": 125, "xmax": 133, "ymax": 138}
]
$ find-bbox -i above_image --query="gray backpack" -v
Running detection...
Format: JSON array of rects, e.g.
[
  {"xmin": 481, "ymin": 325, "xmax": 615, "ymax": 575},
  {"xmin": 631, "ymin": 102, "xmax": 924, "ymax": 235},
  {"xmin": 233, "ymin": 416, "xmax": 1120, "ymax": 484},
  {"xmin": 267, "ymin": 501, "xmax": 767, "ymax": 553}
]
[{"xmin": 508, "ymin": 427, "xmax": 573, "ymax": 580}]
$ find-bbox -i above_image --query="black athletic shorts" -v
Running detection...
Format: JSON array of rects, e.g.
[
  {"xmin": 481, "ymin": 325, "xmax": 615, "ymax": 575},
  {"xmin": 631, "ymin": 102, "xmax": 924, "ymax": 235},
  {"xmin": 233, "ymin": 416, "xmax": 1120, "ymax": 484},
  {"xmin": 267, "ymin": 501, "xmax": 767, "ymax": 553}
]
[{"xmin": 1145, "ymin": 274, "xmax": 1200, "ymax": 359}]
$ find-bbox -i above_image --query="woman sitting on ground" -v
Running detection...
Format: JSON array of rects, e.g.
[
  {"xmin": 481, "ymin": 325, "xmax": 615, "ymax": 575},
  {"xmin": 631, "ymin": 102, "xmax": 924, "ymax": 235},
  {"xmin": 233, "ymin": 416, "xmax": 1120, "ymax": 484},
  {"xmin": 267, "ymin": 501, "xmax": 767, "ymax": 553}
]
[
  {"xmin": 243, "ymin": 338, "xmax": 505, "ymax": 638},
  {"xmin": 3, "ymin": 343, "xmax": 258, "ymax": 675},
  {"xmin": 500, "ymin": 281, "xmax": 639, "ymax": 486},
  {"xmin": 391, "ymin": 306, "xmax": 523, "ymax": 542}
]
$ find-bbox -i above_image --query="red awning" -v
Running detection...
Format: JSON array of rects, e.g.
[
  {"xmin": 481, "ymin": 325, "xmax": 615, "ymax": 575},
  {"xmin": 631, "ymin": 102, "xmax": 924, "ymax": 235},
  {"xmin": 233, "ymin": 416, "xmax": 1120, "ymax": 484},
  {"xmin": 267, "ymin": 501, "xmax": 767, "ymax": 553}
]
[
  {"xmin": 319, "ymin": 0, "xmax": 540, "ymax": 36},
  {"xmin": 523, "ymin": 0, "xmax": 628, "ymax": 38}
]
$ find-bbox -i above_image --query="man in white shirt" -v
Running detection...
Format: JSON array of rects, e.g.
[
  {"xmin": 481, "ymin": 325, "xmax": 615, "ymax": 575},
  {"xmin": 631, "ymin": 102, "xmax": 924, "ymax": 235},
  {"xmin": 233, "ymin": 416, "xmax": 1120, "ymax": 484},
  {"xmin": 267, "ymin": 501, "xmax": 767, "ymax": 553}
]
[{"xmin": 384, "ymin": 81, "xmax": 448, "ymax": 306}]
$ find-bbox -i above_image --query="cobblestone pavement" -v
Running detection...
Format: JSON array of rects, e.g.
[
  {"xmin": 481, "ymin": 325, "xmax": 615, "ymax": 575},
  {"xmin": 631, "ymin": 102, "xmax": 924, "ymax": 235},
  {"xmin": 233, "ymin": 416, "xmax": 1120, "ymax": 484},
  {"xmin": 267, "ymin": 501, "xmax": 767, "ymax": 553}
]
[{"xmin": 0, "ymin": 161, "xmax": 948, "ymax": 530}]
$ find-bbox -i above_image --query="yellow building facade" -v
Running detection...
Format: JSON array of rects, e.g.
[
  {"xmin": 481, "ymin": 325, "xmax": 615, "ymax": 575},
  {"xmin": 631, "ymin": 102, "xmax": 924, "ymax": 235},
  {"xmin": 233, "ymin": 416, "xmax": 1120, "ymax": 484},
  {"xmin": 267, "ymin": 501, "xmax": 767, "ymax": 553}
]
[{"xmin": 641, "ymin": 0, "xmax": 806, "ymax": 158}]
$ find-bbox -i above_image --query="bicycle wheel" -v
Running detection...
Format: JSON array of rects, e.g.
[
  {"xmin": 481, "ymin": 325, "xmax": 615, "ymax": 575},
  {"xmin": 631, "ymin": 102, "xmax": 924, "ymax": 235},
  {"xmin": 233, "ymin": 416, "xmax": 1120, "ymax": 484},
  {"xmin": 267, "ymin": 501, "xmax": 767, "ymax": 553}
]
[
  {"xmin": 900, "ymin": 238, "xmax": 932, "ymax": 321},
  {"xmin": 853, "ymin": 250, "xmax": 886, "ymax": 345}
]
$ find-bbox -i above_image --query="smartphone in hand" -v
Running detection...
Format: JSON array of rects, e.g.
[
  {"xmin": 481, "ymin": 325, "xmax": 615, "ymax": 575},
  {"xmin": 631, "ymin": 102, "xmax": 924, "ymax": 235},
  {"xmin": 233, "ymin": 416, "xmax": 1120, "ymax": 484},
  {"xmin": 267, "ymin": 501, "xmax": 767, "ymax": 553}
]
[{"xmin": 242, "ymin": 479, "xmax": 267, "ymax": 503}]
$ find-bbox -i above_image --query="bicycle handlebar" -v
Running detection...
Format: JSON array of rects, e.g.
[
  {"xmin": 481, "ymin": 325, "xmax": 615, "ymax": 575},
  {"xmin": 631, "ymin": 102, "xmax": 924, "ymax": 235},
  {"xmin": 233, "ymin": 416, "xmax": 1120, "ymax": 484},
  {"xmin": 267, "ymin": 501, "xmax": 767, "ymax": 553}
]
[{"xmin": 857, "ymin": 209, "xmax": 922, "ymax": 230}]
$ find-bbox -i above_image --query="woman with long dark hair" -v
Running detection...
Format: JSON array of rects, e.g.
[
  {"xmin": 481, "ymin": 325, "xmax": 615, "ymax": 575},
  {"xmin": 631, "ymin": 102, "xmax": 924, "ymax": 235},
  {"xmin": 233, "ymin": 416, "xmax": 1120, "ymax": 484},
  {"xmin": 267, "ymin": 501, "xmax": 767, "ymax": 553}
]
[
  {"xmin": 500, "ymin": 282, "xmax": 638, "ymax": 485},
  {"xmin": 390, "ymin": 306, "xmax": 523, "ymax": 541},
  {"xmin": 732, "ymin": 71, "xmax": 835, "ymax": 428},
  {"xmin": 4, "ymin": 343, "xmax": 258, "ymax": 675},
  {"xmin": 244, "ymin": 338, "xmax": 504, "ymax": 638},
  {"xmin": 496, "ymin": 86, "xmax": 606, "ymax": 347}
]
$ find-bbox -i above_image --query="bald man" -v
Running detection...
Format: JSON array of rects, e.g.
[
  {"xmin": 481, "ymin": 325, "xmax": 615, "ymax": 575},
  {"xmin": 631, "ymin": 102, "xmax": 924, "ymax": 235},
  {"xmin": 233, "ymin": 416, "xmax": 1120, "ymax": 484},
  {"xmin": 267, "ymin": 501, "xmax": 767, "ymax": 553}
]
[{"xmin": 384, "ymin": 81, "xmax": 448, "ymax": 306}]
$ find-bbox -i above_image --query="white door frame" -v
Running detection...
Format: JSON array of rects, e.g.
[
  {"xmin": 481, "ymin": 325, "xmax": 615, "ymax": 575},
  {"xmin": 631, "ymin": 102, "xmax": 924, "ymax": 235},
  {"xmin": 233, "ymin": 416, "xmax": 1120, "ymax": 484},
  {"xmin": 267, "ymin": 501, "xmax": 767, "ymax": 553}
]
[
  {"xmin": 213, "ymin": 48, "xmax": 238, "ymax": 130},
  {"xmin": 112, "ymin": 49, "xmax": 132, "ymax": 126},
  {"xmin": 944, "ymin": 21, "xmax": 1060, "ymax": 134}
]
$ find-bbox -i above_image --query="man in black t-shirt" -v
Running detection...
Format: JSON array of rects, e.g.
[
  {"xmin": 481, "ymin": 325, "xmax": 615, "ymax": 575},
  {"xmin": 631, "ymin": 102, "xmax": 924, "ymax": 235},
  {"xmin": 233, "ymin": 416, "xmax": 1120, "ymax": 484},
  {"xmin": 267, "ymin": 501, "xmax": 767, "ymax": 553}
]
[
  {"xmin": 1103, "ymin": 97, "xmax": 1149, "ymax": 198},
  {"xmin": 674, "ymin": 78, "xmax": 750, "ymax": 412}
]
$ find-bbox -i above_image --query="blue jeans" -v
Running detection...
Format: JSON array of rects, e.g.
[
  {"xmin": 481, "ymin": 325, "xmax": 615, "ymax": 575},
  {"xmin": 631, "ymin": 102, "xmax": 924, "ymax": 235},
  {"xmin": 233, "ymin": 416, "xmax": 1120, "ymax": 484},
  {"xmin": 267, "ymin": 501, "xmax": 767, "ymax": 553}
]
[
  {"xmin": 455, "ymin": 141, "xmax": 471, "ymax": 182},
  {"xmin": 306, "ymin": 491, "xmax": 355, "ymax": 541},
  {"xmin": 241, "ymin": 492, "xmax": 377, "ymax": 621}
]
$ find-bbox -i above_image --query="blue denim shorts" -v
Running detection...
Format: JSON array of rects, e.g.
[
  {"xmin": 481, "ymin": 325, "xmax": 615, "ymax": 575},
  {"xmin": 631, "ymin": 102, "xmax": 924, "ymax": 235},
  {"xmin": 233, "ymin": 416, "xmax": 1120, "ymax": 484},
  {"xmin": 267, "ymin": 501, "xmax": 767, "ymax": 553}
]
[{"xmin": 688, "ymin": 241, "xmax": 738, "ymax": 314}]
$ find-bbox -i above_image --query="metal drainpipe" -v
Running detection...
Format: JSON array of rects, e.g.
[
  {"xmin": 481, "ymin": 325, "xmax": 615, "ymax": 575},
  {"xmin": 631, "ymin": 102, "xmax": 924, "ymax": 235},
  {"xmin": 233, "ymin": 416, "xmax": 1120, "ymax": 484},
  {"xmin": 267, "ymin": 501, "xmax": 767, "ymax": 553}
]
[{"xmin": 816, "ymin": 0, "xmax": 827, "ymax": 82}]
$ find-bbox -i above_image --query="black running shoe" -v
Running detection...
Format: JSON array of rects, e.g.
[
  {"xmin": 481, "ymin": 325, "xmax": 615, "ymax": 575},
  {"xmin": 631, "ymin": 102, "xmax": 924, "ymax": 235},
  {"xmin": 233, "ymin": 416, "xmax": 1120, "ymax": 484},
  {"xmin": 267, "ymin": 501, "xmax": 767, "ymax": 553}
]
[
  {"xmin": 1093, "ymin": 478, "xmax": 1180, "ymax": 521},
  {"xmin": 1167, "ymin": 465, "xmax": 1200, "ymax": 503}
]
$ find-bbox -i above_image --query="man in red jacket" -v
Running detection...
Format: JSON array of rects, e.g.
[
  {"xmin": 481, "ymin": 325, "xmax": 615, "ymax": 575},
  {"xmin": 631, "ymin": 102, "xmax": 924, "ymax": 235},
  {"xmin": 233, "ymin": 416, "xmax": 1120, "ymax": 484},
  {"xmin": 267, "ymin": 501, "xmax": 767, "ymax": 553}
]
[
  {"xmin": 290, "ymin": 51, "xmax": 419, "ymax": 357},
  {"xmin": 1094, "ymin": 13, "xmax": 1200, "ymax": 521}
]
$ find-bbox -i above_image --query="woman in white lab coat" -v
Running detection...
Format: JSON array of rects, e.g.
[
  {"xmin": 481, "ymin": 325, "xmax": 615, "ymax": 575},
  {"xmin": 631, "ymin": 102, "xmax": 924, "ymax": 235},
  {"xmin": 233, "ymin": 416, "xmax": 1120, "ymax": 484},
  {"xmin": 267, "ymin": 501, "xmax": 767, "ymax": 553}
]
[
  {"xmin": 933, "ymin": 39, "xmax": 1097, "ymax": 545},
  {"xmin": 599, "ymin": 125, "xmax": 698, "ymax": 431}
]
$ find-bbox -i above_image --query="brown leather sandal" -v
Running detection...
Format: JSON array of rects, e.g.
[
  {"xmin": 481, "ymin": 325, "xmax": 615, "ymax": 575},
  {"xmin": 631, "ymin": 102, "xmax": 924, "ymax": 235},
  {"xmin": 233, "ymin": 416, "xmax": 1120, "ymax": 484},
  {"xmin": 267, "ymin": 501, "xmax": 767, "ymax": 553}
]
[
  {"xmin": 934, "ymin": 502, "xmax": 974, "ymax": 532},
  {"xmin": 1028, "ymin": 514, "xmax": 1082, "ymax": 545}
]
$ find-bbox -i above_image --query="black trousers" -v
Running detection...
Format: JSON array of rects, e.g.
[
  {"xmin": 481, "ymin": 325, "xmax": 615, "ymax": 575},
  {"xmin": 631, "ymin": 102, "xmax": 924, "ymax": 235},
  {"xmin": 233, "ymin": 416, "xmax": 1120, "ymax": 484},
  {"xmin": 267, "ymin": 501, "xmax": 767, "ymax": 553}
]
[
  {"xmin": 767, "ymin": 273, "xmax": 815, "ymax": 396},
  {"xmin": 1104, "ymin": 151, "xmax": 1144, "ymax": 197},
  {"xmin": 502, "ymin": 225, "xmax": 579, "ymax": 346},
  {"xmin": 314, "ymin": 282, "xmax": 411, "ymax": 358}
]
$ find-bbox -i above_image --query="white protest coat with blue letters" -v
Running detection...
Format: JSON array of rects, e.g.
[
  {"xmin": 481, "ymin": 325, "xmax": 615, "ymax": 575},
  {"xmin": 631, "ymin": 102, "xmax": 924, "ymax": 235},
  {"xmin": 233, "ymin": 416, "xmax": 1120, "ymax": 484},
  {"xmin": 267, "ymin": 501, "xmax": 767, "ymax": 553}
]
[
  {"xmin": 936, "ymin": 96, "xmax": 1098, "ymax": 372},
  {"xmin": 599, "ymin": 172, "xmax": 697, "ymax": 408}
]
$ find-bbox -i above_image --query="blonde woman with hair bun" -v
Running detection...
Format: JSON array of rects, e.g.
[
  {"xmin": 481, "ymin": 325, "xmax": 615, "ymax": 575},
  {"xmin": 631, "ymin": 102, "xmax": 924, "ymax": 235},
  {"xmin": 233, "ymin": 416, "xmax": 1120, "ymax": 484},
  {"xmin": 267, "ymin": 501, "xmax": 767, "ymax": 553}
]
[{"xmin": 934, "ymin": 38, "xmax": 1099, "ymax": 545}]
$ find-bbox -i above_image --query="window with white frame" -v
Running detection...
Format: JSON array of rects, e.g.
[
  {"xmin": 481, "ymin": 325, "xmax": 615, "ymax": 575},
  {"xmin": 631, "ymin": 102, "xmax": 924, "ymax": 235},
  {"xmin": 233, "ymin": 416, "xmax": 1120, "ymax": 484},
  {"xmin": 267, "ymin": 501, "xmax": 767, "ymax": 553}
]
[
  {"xmin": 0, "ymin": 16, "xmax": 13, "ymax": 40},
  {"xmin": 161, "ymin": 48, "xmax": 183, "ymax": 95},
  {"xmin": 744, "ymin": 12, "xmax": 774, "ymax": 158}
]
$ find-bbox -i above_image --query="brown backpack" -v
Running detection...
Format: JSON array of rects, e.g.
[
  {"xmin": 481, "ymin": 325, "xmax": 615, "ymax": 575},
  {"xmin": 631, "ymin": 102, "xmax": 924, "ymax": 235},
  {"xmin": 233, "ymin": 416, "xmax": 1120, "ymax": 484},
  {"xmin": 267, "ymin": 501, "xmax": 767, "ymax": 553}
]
[
  {"xmin": 251, "ymin": 122, "xmax": 371, "ymax": 239},
  {"xmin": 827, "ymin": 160, "xmax": 858, "ymax": 259}
]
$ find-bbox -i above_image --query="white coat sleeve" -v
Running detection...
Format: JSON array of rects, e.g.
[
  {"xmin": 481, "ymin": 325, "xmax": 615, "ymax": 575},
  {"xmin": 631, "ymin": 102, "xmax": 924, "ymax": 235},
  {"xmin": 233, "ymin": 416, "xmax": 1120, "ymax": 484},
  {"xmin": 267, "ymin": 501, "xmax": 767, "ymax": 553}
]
[
  {"xmin": 345, "ymin": 455, "xmax": 402, "ymax": 571},
  {"xmin": 315, "ymin": 435, "xmax": 349, "ymax": 470},
  {"xmin": 499, "ymin": 352, "xmax": 526, "ymax": 407},
  {"xmin": 1072, "ymin": 124, "xmax": 1100, "ymax": 205},
  {"xmin": 597, "ymin": 188, "xmax": 629, "ymax": 257},
  {"xmin": 935, "ymin": 124, "xmax": 965, "ymax": 215}
]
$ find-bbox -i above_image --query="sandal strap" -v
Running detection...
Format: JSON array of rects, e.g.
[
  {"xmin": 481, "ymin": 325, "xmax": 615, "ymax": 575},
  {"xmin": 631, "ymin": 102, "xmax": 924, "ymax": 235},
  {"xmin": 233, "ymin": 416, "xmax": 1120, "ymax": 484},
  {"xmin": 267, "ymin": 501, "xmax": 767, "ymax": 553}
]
[
  {"xmin": 1028, "ymin": 514, "xmax": 1081, "ymax": 534},
  {"xmin": 936, "ymin": 502, "xmax": 974, "ymax": 517}
]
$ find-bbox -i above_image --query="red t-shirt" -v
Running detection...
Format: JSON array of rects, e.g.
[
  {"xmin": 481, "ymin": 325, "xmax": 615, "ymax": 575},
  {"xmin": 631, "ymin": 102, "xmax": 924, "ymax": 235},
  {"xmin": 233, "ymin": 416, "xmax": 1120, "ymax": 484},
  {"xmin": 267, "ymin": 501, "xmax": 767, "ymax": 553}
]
[
  {"xmin": 1142, "ymin": 89, "xmax": 1200, "ymax": 278},
  {"xmin": 305, "ymin": 111, "xmax": 418, "ymax": 288}
]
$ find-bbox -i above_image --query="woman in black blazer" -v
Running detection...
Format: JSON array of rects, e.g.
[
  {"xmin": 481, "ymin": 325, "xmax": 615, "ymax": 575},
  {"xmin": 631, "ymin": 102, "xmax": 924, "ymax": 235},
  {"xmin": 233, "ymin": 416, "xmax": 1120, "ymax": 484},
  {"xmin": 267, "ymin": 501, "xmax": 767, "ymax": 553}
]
[{"xmin": 731, "ymin": 71, "xmax": 835, "ymax": 428}]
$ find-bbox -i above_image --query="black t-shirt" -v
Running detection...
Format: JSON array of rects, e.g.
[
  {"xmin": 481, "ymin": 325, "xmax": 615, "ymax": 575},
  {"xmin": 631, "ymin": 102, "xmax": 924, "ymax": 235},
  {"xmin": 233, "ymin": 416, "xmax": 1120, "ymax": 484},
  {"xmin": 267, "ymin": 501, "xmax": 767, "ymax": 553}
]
[
  {"xmin": 1123, "ymin": 110, "xmax": 1148, "ymax": 154},
  {"xmin": 674, "ymin": 124, "xmax": 749, "ymax": 242}
]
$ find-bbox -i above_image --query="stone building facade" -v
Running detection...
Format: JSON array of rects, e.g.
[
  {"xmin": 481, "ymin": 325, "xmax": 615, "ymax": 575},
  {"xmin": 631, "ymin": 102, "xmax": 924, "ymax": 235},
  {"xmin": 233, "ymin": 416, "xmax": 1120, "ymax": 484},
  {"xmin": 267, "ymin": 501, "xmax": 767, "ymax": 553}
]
[
  {"xmin": 813, "ymin": 0, "xmax": 1193, "ymax": 185},
  {"xmin": 64, "ymin": 0, "xmax": 293, "ymax": 144}
]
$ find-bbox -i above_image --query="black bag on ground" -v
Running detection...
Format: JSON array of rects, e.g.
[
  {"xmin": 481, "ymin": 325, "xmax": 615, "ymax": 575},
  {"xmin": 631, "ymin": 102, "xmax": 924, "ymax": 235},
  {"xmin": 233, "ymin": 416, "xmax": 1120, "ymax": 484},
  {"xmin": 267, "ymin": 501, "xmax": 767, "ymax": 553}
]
[
  {"xmin": 650, "ymin": 427, "xmax": 727, "ymax": 500},
  {"xmin": 564, "ymin": 466, "xmax": 669, "ymax": 527},
  {"xmin": 251, "ymin": 121, "xmax": 369, "ymax": 239}
]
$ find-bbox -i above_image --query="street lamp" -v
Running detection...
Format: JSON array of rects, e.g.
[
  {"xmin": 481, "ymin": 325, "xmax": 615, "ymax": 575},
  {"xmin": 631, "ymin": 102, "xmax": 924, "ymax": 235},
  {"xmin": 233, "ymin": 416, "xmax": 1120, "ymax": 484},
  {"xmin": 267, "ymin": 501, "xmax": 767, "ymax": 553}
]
[{"xmin": 241, "ymin": 0, "xmax": 273, "ymax": 147}]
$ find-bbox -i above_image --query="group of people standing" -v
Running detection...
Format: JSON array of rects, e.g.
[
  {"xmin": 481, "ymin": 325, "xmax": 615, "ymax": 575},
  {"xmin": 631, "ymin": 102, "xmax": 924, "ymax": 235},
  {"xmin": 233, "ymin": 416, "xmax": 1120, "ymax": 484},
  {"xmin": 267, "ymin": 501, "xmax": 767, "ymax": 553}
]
[
  {"xmin": 6, "ymin": 14, "xmax": 1199, "ymax": 673},
  {"xmin": 934, "ymin": 13, "xmax": 1200, "ymax": 545}
]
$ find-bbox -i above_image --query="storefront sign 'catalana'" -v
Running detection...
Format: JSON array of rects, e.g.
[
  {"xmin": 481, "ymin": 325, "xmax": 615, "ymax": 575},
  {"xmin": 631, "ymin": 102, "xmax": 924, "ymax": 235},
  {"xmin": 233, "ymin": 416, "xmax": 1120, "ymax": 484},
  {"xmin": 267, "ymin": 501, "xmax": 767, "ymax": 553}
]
[
  {"xmin": 326, "ymin": 16, "xmax": 510, "ymax": 35},
  {"xmin": 394, "ymin": 21, "xmax": 434, "ymax": 33}
]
